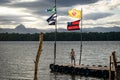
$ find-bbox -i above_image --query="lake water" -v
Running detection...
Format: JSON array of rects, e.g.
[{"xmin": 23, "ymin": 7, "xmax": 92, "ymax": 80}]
[{"xmin": 0, "ymin": 41, "xmax": 120, "ymax": 80}]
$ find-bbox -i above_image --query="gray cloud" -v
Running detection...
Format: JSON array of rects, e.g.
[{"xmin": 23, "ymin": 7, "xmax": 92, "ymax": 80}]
[
  {"xmin": 0, "ymin": 15, "xmax": 20, "ymax": 22},
  {"xmin": 0, "ymin": 0, "xmax": 119, "ymax": 28},
  {"xmin": 4, "ymin": 0, "xmax": 99, "ymax": 16},
  {"xmin": 0, "ymin": 0, "xmax": 10, "ymax": 4},
  {"xmin": 55, "ymin": 0, "xmax": 99, "ymax": 6},
  {"xmin": 0, "ymin": 15, "xmax": 34, "ymax": 25},
  {"xmin": 107, "ymin": 21, "xmax": 120, "ymax": 25},
  {"xmin": 84, "ymin": 12, "xmax": 114, "ymax": 20},
  {"xmin": 4, "ymin": 1, "xmax": 49, "ymax": 16},
  {"xmin": 9, "ymin": 0, "xmax": 99, "ymax": 7}
]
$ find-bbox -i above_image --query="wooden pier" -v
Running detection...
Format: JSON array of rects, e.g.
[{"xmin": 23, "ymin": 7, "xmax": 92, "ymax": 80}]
[
  {"xmin": 50, "ymin": 51, "xmax": 120, "ymax": 80},
  {"xmin": 50, "ymin": 64, "xmax": 113, "ymax": 78}
]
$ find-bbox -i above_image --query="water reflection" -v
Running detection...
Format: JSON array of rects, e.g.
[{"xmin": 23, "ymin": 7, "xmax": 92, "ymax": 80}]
[
  {"xmin": 0, "ymin": 41, "xmax": 119, "ymax": 79},
  {"xmin": 71, "ymin": 75, "xmax": 75, "ymax": 80},
  {"xmin": 50, "ymin": 73, "xmax": 57, "ymax": 80},
  {"xmin": 50, "ymin": 72, "xmax": 108, "ymax": 80},
  {"xmin": 50, "ymin": 73, "xmax": 85, "ymax": 80}
]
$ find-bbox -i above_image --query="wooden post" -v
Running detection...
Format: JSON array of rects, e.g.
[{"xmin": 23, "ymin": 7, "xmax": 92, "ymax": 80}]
[
  {"xmin": 34, "ymin": 33, "xmax": 44, "ymax": 80},
  {"xmin": 109, "ymin": 51, "xmax": 119, "ymax": 80},
  {"xmin": 109, "ymin": 55, "xmax": 112, "ymax": 80},
  {"xmin": 112, "ymin": 51, "xmax": 117, "ymax": 80}
]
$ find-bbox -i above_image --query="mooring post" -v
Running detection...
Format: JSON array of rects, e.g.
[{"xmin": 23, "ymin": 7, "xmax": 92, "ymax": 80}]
[
  {"xmin": 34, "ymin": 33, "xmax": 44, "ymax": 80},
  {"xmin": 109, "ymin": 51, "xmax": 120, "ymax": 80},
  {"xmin": 109, "ymin": 55, "xmax": 112, "ymax": 80},
  {"xmin": 112, "ymin": 51, "xmax": 117, "ymax": 80}
]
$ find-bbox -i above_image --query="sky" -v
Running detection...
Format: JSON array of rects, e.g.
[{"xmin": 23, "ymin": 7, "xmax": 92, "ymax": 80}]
[{"xmin": 0, "ymin": 0, "xmax": 120, "ymax": 29}]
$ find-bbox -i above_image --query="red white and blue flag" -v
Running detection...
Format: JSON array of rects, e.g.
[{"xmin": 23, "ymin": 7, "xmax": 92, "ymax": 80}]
[{"xmin": 67, "ymin": 20, "xmax": 80, "ymax": 31}]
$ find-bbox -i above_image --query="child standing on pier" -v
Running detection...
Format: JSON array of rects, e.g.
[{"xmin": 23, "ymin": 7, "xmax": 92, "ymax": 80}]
[{"xmin": 70, "ymin": 48, "xmax": 76, "ymax": 66}]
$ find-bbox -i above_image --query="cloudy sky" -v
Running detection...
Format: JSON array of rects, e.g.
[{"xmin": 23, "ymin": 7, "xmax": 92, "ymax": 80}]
[{"xmin": 0, "ymin": 0, "xmax": 120, "ymax": 29}]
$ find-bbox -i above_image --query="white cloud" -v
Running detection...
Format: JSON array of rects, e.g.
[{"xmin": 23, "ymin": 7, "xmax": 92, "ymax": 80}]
[
  {"xmin": 67, "ymin": 0, "xmax": 120, "ymax": 28},
  {"xmin": 83, "ymin": 14, "xmax": 120, "ymax": 28},
  {"xmin": 0, "ymin": 0, "xmax": 119, "ymax": 29},
  {"xmin": 0, "ymin": 6, "xmax": 31, "ymax": 16},
  {"xmin": 11, "ymin": 0, "xmax": 37, "ymax": 4}
]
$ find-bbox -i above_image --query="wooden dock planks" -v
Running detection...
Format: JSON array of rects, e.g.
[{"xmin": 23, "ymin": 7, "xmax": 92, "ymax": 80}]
[
  {"xmin": 59, "ymin": 64, "xmax": 114, "ymax": 71},
  {"xmin": 50, "ymin": 63, "xmax": 113, "ymax": 78},
  {"xmin": 50, "ymin": 51, "xmax": 120, "ymax": 79}
]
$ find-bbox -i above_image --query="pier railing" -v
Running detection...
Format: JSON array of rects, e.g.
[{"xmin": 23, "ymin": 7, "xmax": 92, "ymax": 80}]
[{"xmin": 109, "ymin": 51, "xmax": 120, "ymax": 80}]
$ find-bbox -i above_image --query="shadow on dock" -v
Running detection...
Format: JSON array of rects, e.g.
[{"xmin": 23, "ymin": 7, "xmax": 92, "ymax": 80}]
[{"xmin": 50, "ymin": 63, "xmax": 114, "ymax": 79}]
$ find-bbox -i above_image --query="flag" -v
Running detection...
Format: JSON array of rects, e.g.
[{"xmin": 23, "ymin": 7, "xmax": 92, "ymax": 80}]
[
  {"xmin": 49, "ymin": 21, "xmax": 55, "ymax": 25},
  {"xmin": 47, "ymin": 6, "xmax": 56, "ymax": 13},
  {"xmin": 67, "ymin": 20, "xmax": 80, "ymax": 30},
  {"xmin": 47, "ymin": 13, "xmax": 56, "ymax": 22},
  {"xmin": 68, "ymin": 9, "xmax": 82, "ymax": 19},
  {"xmin": 46, "ymin": 13, "xmax": 56, "ymax": 25}
]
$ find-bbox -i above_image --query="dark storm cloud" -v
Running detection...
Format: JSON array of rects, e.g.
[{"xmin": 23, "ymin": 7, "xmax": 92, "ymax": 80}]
[
  {"xmin": 5, "ymin": 1, "xmax": 50, "ymax": 16},
  {"xmin": 84, "ymin": 12, "xmax": 114, "ymax": 20},
  {"xmin": 1, "ymin": 0, "xmax": 119, "ymax": 28},
  {"xmin": 0, "ymin": 0, "xmax": 10, "ymax": 4},
  {"xmin": 46, "ymin": 0, "xmax": 99, "ymax": 7},
  {"xmin": 5, "ymin": 0, "xmax": 99, "ymax": 16},
  {"xmin": 9, "ymin": 0, "xmax": 99, "ymax": 8},
  {"xmin": 11, "ymin": 1, "xmax": 48, "ymax": 8}
]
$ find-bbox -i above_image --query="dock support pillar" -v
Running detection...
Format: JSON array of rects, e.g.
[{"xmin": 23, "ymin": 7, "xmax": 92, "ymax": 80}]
[
  {"xmin": 109, "ymin": 51, "xmax": 120, "ymax": 80},
  {"xmin": 34, "ymin": 33, "xmax": 44, "ymax": 80}
]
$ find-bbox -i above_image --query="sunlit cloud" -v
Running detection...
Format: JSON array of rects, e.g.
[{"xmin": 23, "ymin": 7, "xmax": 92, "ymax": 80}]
[
  {"xmin": 0, "ymin": 6, "xmax": 31, "ymax": 16},
  {"xmin": 0, "ymin": 0, "xmax": 119, "ymax": 29},
  {"xmin": 11, "ymin": 0, "xmax": 37, "ymax": 3}
]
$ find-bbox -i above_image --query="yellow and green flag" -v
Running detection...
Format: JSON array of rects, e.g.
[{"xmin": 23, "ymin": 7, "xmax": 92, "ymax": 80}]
[{"xmin": 68, "ymin": 9, "xmax": 82, "ymax": 19}]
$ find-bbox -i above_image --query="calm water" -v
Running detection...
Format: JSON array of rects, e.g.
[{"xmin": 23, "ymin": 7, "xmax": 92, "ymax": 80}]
[{"xmin": 0, "ymin": 41, "xmax": 120, "ymax": 80}]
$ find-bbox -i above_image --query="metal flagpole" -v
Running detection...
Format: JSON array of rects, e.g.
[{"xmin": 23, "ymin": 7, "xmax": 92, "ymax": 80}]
[
  {"xmin": 79, "ymin": 8, "xmax": 83, "ymax": 65},
  {"xmin": 54, "ymin": 0, "xmax": 57, "ymax": 65}
]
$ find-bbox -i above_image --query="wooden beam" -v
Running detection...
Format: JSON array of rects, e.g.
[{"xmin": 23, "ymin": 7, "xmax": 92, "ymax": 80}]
[
  {"xmin": 34, "ymin": 33, "xmax": 44, "ymax": 80},
  {"xmin": 112, "ymin": 51, "xmax": 117, "ymax": 80},
  {"xmin": 109, "ymin": 56, "xmax": 112, "ymax": 80}
]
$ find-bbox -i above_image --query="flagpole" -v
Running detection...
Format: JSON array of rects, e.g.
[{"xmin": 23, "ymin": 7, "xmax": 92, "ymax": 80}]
[
  {"xmin": 54, "ymin": 0, "xmax": 57, "ymax": 65},
  {"xmin": 79, "ymin": 8, "xmax": 83, "ymax": 65}
]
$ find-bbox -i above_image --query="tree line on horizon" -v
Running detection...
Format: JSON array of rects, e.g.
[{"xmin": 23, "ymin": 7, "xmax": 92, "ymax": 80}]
[{"xmin": 0, "ymin": 32, "xmax": 120, "ymax": 41}]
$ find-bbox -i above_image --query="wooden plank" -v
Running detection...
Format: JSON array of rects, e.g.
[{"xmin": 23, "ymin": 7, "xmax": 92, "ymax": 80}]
[{"xmin": 58, "ymin": 64, "xmax": 115, "ymax": 71}]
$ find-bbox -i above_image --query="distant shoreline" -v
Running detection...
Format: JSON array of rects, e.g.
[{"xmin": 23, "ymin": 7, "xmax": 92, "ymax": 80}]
[{"xmin": 0, "ymin": 32, "xmax": 120, "ymax": 41}]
